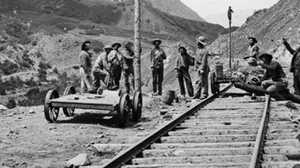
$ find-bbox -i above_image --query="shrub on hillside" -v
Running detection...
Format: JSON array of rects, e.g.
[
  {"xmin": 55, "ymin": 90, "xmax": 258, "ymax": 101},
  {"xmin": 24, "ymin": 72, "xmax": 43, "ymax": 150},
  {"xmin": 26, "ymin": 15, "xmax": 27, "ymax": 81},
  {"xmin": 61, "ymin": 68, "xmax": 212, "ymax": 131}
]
[
  {"xmin": 4, "ymin": 18, "xmax": 31, "ymax": 44},
  {"xmin": 0, "ymin": 60, "xmax": 19, "ymax": 75}
]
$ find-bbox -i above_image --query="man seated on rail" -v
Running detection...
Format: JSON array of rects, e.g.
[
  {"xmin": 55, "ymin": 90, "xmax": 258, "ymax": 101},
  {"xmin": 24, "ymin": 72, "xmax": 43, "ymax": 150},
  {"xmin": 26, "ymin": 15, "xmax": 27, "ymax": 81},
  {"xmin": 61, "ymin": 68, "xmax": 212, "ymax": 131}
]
[
  {"xmin": 235, "ymin": 57, "xmax": 265, "ymax": 99},
  {"xmin": 235, "ymin": 53, "xmax": 300, "ymax": 102},
  {"xmin": 238, "ymin": 57, "xmax": 264, "ymax": 85}
]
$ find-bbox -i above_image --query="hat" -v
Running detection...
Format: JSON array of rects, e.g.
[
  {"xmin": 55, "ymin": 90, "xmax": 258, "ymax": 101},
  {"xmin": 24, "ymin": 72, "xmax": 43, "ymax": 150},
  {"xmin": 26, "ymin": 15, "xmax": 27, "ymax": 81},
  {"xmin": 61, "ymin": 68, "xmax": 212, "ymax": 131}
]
[
  {"xmin": 178, "ymin": 46, "xmax": 187, "ymax": 52},
  {"xmin": 259, "ymin": 53, "xmax": 273, "ymax": 60},
  {"xmin": 152, "ymin": 39, "xmax": 162, "ymax": 45},
  {"xmin": 248, "ymin": 36, "xmax": 258, "ymax": 43},
  {"xmin": 104, "ymin": 45, "xmax": 112, "ymax": 50},
  {"xmin": 197, "ymin": 36, "xmax": 207, "ymax": 46},
  {"xmin": 247, "ymin": 57, "xmax": 257, "ymax": 65},
  {"xmin": 112, "ymin": 42, "xmax": 121, "ymax": 48}
]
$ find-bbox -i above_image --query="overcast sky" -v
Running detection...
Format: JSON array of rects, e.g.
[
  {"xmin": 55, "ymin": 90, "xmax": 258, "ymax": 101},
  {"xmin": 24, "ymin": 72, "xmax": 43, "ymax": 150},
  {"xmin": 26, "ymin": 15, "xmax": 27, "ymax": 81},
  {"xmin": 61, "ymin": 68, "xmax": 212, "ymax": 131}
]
[{"xmin": 181, "ymin": 0, "xmax": 280, "ymax": 27}]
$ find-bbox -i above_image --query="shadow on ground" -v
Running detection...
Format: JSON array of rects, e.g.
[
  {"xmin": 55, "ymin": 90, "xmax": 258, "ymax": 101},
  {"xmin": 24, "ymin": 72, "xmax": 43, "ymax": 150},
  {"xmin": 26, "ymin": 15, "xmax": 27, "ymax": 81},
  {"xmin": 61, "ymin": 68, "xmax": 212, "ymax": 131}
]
[{"xmin": 56, "ymin": 112, "xmax": 137, "ymax": 128}]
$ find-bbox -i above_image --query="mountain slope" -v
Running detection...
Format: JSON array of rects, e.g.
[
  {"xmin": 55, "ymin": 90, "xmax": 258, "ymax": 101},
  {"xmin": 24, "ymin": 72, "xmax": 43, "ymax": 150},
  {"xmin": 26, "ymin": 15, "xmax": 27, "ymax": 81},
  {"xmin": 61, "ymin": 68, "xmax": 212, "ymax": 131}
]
[
  {"xmin": 210, "ymin": 0, "xmax": 300, "ymax": 65},
  {"xmin": 149, "ymin": 0, "xmax": 205, "ymax": 22}
]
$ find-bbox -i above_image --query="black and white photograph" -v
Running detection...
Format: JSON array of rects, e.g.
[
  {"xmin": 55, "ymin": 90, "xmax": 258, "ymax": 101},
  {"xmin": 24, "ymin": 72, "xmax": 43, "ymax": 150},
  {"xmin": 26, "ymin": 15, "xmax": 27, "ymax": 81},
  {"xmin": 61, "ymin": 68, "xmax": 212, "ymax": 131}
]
[{"xmin": 1, "ymin": 0, "xmax": 300, "ymax": 167}]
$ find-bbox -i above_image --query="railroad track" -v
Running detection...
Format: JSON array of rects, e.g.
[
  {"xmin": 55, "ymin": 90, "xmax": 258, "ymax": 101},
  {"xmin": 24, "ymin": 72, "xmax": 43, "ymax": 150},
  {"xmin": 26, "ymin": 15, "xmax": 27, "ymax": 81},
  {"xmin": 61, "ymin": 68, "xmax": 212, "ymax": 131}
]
[{"xmin": 90, "ymin": 84, "xmax": 300, "ymax": 168}]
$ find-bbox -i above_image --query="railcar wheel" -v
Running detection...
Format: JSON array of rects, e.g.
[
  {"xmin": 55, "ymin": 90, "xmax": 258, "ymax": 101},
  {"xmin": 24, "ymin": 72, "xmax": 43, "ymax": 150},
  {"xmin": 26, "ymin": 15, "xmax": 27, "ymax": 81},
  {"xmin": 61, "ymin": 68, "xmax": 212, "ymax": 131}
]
[
  {"xmin": 132, "ymin": 91, "xmax": 142, "ymax": 122},
  {"xmin": 97, "ymin": 86, "xmax": 104, "ymax": 95},
  {"xmin": 210, "ymin": 72, "xmax": 220, "ymax": 94},
  {"xmin": 62, "ymin": 86, "xmax": 76, "ymax": 117},
  {"xmin": 117, "ymin": 93, "xmax": 130, "ymax": 127},
  {"xmin": 44, "ymin": 89, "xmax": 60, "ymax": 123}
]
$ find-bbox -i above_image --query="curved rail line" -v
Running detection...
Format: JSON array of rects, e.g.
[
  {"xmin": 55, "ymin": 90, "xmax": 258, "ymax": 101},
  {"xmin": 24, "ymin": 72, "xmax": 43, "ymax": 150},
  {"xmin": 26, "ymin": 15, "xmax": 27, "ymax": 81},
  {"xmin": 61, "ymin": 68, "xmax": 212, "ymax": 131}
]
[{"xmin": 99, "ymin": 85, "xmax": 275, "ymax": 168}]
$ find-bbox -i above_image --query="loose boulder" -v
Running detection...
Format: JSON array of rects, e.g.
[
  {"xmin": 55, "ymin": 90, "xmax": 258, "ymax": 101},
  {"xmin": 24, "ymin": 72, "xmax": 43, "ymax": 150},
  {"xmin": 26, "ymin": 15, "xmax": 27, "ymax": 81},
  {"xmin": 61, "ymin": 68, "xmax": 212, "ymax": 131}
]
[{"xmin": 65, "ymin": 153, "xmax": 91, "ymax": 168}]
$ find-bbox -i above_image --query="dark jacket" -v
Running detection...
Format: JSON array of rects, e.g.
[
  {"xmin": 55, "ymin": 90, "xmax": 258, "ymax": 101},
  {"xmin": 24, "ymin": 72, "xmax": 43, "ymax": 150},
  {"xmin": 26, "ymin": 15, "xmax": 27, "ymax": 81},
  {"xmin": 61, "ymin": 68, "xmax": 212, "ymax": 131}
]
[
  {"xmin": 176, "ymin": 53, "xmax": 194, "ymax": 71},
  {"xmin": 150, "ymin": 48, "xmax": 166, "ymax": 69},
  {"xmin": 261, "ymin": 61, "xmax": 286, "ymax": 81},
  {"xmin": 283, "ymin": 41, "xmax": 300, "ymax": 72}
]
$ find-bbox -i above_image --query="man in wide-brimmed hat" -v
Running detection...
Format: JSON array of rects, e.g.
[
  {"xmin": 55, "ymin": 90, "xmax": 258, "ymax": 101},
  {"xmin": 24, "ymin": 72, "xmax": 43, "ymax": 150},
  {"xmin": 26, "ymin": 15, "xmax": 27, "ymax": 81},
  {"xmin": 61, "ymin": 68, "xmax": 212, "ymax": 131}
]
[
  {"xmin": 193, "ymin": 36, "xmax": 210, "ymax": 99},
  {"xmin": 92, "ymin": 44, "xmax": 112, "ymax": 89},
  {"xmin": 175, "ymin": 46, "xmax": 194, "ymax": 98},
  {"xmin": 246, "ymin": 36, "xmax": 260, "ymax": 60},
  {"xmin": 107, "ymin": 42, "xmax": 123, "ymax": 89},
  {"xmin": 150, "ymin": 39, "xmax": 166, "ymax": 96},
  {"xmin": 122, "ymin": 41, "xmax": 135, "ymax": 94},
  {"xmin": 258, "ymin": 53, "xmax": 287, "ymax": 94},
  {"xmin": 282, "ymin": 38, "xmax": 300, "ymax": 95}
]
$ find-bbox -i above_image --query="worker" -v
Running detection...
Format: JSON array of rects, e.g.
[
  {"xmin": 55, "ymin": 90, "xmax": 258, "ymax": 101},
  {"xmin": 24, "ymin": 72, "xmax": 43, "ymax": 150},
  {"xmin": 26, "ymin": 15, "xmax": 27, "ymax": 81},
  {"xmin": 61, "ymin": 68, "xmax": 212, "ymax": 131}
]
[
  {"xmin": 79, "ymin": 40, "xmax": 93, "ymax": 93},
  {"xmin": 282, "ymin": 38, "xmax": 300, "ymax": 95},
  {"xmin": 108, "ymin": 42, "xmax": 123, "ymax": 89},
  {"xmin": 257, "ymin": 53, "xmax": 287, "ymax": 94},
  {"xmin": 122, "ymin": 41, "xmax": 135, "ymax": 94},
  {"xmin": 239, "ymin": 57, "xmax": 264, "ymax": 85},
  {"xmin": 150, "ymin": 39, "xmax": 166, "ymax": 96},
  {"xmin": 194, "ymin": 36, "xmax": 210, "ymax": 99},
  {"xmin": 92, "ymin": 45, "xmax": 112, "ymax": 89},
  {"xmin": 175, "ymin": 46, "xmax": 194, "ymax": 98},
  {"xmin": 247, "ymin": 36, "xmax": 260, "ymax": 59}
]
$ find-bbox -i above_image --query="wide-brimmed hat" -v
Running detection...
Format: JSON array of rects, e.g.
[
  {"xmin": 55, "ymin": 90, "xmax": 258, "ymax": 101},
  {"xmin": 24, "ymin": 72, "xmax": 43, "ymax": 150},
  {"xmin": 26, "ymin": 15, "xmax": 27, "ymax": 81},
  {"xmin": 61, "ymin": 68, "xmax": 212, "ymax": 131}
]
[
  {"xmin": 197, "ymin": 36, "xmax": 208, "ymax": 46},
  {"xmin": 104, "ymin": 45, "xmax": 112, "ymax": 50},
  {"xmin": 178, "ymin": 46, "xmax": 187, "ymax": 52},
  {"xmin": 112, "ymin": 42, "xmax": 121, "ymax": 48},
  {"xmin": 259, "ymin": 53, "xmax": 273, "ymax": 60},
  {"xmin": 247, "ymin": 57, "xmax": 257, "ymax": 65},
  {"xmin": 152, "ymin": 39, "xmax": 162, "ymax": 45},
  {"xmin": 248, "ymin": 36, "xmax": 258, "ymax": 44}
]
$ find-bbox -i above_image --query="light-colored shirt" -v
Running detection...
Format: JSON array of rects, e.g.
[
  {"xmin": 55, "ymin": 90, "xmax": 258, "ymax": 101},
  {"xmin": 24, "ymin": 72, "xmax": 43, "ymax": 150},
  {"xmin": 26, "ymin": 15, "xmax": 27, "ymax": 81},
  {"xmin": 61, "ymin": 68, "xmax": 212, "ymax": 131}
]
[
  {"xmin": 195, "ymin": 48, "xmax": 210, "ymax": 72},
  {"xmin": 79, "ymin": 50, "xmax": 92, "ymax": 72},
  {"xmin": 248, "ymin": 44, "xmax": 259, "ymax": 59}
]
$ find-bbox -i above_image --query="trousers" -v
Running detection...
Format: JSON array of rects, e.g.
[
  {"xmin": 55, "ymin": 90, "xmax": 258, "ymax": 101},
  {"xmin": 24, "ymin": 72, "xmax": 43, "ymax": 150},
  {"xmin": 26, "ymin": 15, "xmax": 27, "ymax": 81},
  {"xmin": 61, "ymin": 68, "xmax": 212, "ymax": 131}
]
[
  {"xmin": 293, "ymin": 69, "xmax": 300, "ymax": 95},
  {"xmin": 79, "ymin": 67, "xmax": 93, "ymax": 93},
  {"xmin": 194, "ymin": 70, "xmax": 209, "ymax": 98},
  {"xmin": 152, "ymin": 67, "xmax": 164, "ymax": 95},
  {"xmin": 177, "ymin": 69, "xmax": 194, "ymax": 97}
]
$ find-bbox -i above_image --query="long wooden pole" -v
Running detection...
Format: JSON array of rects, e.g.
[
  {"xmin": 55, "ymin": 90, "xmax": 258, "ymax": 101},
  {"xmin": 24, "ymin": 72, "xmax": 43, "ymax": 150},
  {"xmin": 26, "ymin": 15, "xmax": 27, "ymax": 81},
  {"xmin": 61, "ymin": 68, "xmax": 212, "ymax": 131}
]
[
  {"xmin": 134, "ymin": 0, "xmax": 142, "ymax": 92},
  {"xmin": 229, "ymin": 19, "xmax": 232, "ymax": 71}
]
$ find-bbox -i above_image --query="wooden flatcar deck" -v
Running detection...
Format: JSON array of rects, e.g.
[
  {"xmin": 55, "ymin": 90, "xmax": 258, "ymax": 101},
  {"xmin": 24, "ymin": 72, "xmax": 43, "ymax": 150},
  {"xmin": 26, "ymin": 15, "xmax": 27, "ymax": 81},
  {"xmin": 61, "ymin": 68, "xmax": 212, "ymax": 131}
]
[{"xmin": 50, "ymin": 90, "xmax": 120, "ymax": 111}]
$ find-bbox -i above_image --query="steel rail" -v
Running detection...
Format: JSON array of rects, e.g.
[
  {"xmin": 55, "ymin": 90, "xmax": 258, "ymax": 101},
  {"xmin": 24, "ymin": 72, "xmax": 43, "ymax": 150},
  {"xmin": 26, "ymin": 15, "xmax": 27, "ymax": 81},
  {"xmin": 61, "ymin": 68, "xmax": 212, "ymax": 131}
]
[
  {"xmin": 101, "ymin": 84, "xmax": 233, "ymax": 168},
  {"xmin": 249, "ymin": 95, "xmax": 271, "ymax": 168}
]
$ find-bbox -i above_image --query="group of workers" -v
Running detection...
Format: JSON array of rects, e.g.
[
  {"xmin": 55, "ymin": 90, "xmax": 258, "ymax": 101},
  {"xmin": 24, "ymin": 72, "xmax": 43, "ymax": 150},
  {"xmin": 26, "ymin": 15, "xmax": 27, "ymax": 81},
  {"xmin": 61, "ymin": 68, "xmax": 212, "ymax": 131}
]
[
  {"xmin": 79, "ymin": 41, "xmax": 135, "ymax": 94},
  {"xmin": 236, "ymin": 36, "xmax": 300, "ymax": 101},
  {"xmin": 78, "ymin": 36, "xmax": 213, "ymax": 100},
  {"xmin": 78, "ymin": 34, "xmax": 300, "ymax": 102}
]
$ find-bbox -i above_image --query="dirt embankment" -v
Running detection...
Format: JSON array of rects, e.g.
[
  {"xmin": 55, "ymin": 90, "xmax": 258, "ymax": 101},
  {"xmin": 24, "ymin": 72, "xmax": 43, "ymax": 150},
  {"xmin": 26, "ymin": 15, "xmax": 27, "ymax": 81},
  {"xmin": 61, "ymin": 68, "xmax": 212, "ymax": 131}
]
[{"xmin": 0, "ymin": 94, "xmax": 195, "ymax": 168}]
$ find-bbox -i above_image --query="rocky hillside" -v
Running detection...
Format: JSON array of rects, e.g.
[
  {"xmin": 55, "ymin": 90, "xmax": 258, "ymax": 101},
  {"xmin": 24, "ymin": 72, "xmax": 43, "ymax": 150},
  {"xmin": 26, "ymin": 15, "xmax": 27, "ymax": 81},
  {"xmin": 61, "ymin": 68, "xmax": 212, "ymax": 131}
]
[
  {"xmin": 210, "ymin": 0, "xmax": 300, "ymax": 65},
  {"xmin": 149, "ymin": 0, "xmax": 205, "ymax": 22},
  {"xmin": 0, "ymin": 0, "xmax": 226, "ymax": 107}
]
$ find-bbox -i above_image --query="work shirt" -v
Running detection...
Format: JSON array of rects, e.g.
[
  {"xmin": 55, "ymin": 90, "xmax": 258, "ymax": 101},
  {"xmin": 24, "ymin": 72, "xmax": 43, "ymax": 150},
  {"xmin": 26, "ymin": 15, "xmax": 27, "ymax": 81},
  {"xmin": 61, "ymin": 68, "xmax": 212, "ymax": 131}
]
[
  {"xmin": 176, "ymin": 53, "xmax": 194, "ymax": 71},
  {"xmin": 107, "ymin": 50, "xmax": 123, "ymax": 67},
  {"xmin": 79, "ymin": 50, "xmax": 92, "ymax": 73},
  {"xmin": 93, "ymin": 52, "xmax": 110, "ymax": 72},
  {"xmin": 195, "ymin": 48, "xmax": 210, "ymax": 72},
  {"xmin": 150, "ymin": 48, "xmax": 166, "ymax": 69},
  {"xmin": 283, "ymin": 42, "xmax": 300, "ymax": 72},
  {"xmin": 123, "ymin": 49, "xmax": 134, "ymax": 71},
  {"xmin": 261, "ymin": 61, "xmax": 286, "ymax": 81},
  {"xmin": 248, "ymin": 44, "xmax": 259, "ymax": 59}
]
